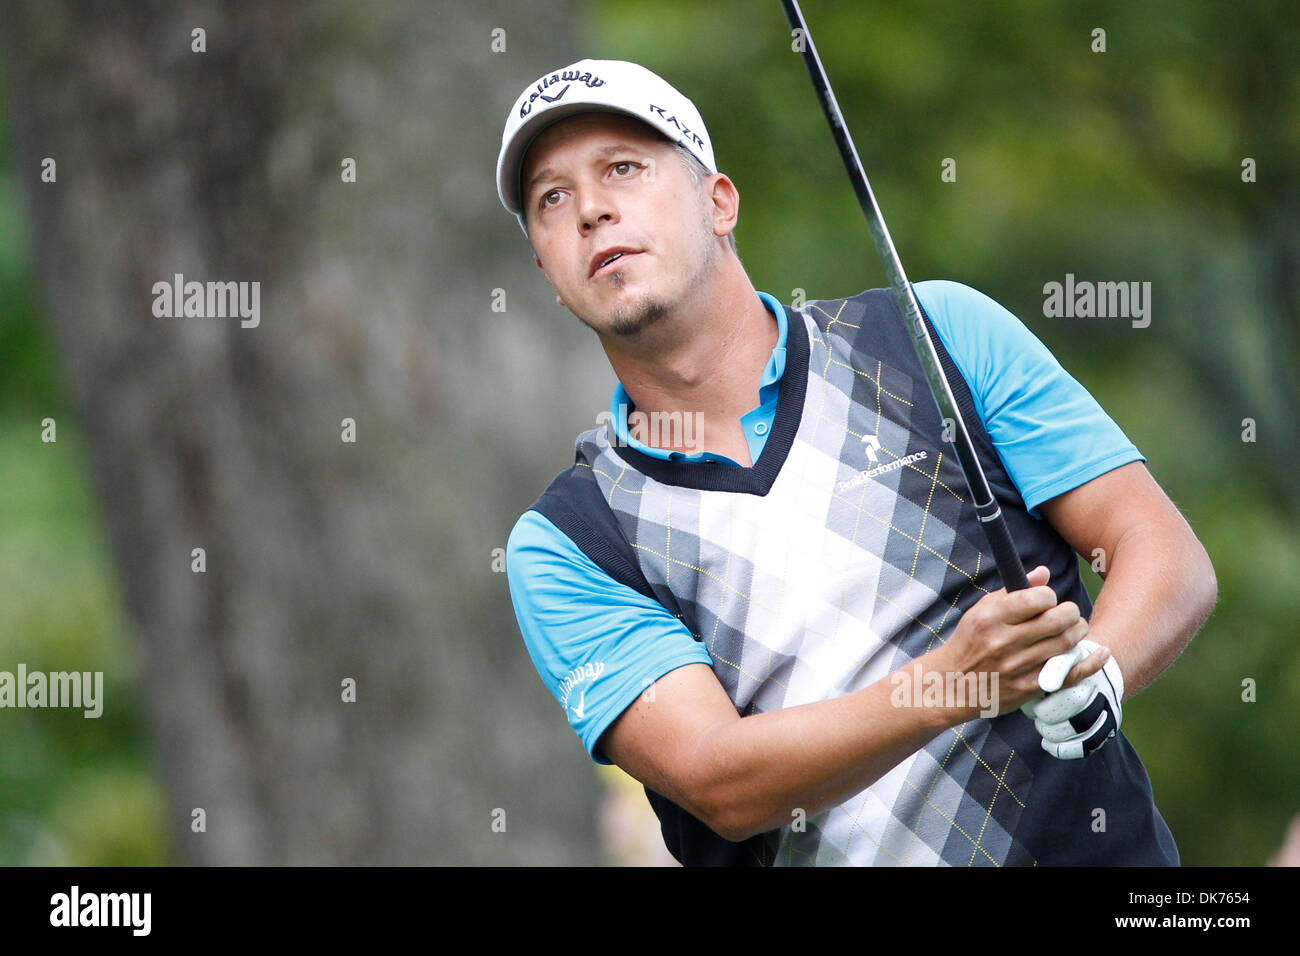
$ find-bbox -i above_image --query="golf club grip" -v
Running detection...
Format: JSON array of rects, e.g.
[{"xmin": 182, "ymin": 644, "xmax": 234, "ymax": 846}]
[{"xmin": 979, "ymin": 502, "xmax": 1032, "ymax": 592}]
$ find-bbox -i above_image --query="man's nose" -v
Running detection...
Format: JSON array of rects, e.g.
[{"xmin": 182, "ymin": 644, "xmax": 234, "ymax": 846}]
[{"xmin": 577, "ymin": 184, "xmax": 618, "ymax": 231}]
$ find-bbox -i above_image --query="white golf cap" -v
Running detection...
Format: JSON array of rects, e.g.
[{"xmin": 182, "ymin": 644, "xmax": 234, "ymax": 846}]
[{"xmin": 496, "ymin": 58, "xmax": 717, "ymax": 235}]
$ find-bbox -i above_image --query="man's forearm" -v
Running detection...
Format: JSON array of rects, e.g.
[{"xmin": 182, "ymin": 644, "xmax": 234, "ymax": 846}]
[
  {"xmin": 684, "ymin": 653, "xmax": 968, "ymax": 842},
  {"xmin": 1083, "ymin": 519, "xmax": 1217, "ymax": 700},
  {"xmin": 609, "ymin": 568, "xmax": 1096, "ymax": 844}
]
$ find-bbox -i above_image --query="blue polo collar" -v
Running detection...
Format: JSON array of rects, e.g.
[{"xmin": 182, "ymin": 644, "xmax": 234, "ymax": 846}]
[{"xmin": 608, "ymin": 291, "xmax": 788, "ymax": 465}]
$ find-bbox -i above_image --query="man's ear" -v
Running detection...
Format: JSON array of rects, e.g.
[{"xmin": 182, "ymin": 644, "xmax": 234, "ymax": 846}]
[{"xmin": 706, "ymin": 173, "xmax": 740, "ymax": 242}]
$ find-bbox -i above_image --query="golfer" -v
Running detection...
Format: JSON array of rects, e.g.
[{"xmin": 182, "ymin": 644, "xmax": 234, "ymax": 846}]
[{"xmin": 498, "ymin": 59, "xmax": 1217, "ymax": 866}]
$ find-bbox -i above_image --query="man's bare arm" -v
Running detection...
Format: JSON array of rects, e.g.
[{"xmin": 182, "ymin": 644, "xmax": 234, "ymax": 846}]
[
  {"xmin": 1038, "ymin": 461, "xmax": 1217, "ymax": 700},
  {"xmin": 599, "ymin": 570, "xmax": 1105, "ymax": 842}
]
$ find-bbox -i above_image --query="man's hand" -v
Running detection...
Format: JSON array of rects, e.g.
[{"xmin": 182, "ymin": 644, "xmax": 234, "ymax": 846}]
[
  {"xmin": 1022, "ymin": 639, "xmax": 1124, "ymax": 759},
  {"xmin": 930, "ymin": 565, "xmax": 1111, "ymax": 719},
  {"xmin": 599, "ymin": 567, "xmax": 1111, "ymax": 842}
]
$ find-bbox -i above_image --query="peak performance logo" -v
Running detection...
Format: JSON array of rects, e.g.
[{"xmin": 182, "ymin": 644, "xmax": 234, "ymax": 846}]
[{"xmin": 836, "ymin": 434, "xmax": 928, "ymax": 494}]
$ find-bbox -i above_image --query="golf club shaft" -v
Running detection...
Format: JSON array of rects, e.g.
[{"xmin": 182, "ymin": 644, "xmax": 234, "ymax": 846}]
[{"xmin": 781, "ymin": 0, "xmax": 1030, "ymax": 592}]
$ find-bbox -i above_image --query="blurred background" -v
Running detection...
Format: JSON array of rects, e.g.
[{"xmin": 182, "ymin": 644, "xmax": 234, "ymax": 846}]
[{"xmin": 0, "ymin": 0, "xmax": 1295, "ymax": 865}]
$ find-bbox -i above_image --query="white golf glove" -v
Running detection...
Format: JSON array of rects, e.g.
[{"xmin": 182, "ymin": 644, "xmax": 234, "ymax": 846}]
[{"xmin": 1020, "ymin": 639, "xmax": 1123, "ymax": 760}]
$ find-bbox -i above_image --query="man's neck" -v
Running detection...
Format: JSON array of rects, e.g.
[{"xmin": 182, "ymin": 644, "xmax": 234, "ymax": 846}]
[{"xmin": 598, "ymin": 256, "xmax": 776, "ymax": 458}]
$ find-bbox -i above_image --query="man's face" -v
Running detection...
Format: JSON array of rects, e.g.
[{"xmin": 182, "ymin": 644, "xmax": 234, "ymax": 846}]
[{"xmin": 520, "ymin": 112, "xmax": 721, "ymax": 338}]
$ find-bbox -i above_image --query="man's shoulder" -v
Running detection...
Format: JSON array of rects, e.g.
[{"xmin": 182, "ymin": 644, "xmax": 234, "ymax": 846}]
[
  {"xmin": 794, "ymin": 284, "xmax": 963, "ymax": 357},
  {"xmin": 505, "ymin": 456, "xmax": 609, "ymax": 585},
  {"xmin": 798, "ymin": 281, "xmax": 993, "ymax": 333},
  {"xmin": 515, "ymin": 426, "xmax": 608, "ymax": 528},
  {"xmin": 512, "ymin": 437, "xmax": 603, "ymax": 535},
  {"xmin": 799, "ymin": 285, "xmax": 893, "ymax": 321},
  {"xmin": 911, "ymin": 279, "xmax": 1023, "ymax": 331},
  {"xmin": 507, "ymin": 427, "xmax": 657, "ymax": 599},
  {"xmin": 801, "ymin": 280, "xmax": 995, "ymax": 311},
  {"xmin": 799, "ymin": 280, "xmax": 1032, "ymax": 371}
]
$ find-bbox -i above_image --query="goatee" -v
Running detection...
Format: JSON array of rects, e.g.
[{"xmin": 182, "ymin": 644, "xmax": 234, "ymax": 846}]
[
  {"xmin": 606, "ymin": 297, "xmax": 669, "ymax": 337},
  {"xmin": 578, "ymin": 277, "xmax": 670, "ymax": 337}
]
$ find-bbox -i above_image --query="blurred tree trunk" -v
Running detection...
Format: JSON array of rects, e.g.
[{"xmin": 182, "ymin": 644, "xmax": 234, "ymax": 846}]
[{"xmin": 1, "ymin": 0, "xmax": 609, "ymax": 863}]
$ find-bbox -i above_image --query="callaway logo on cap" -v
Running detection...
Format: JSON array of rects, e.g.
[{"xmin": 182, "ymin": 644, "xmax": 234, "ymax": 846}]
[{"xmin": 496, "ymin": 58, "xmax": 718, "ymax": 235}]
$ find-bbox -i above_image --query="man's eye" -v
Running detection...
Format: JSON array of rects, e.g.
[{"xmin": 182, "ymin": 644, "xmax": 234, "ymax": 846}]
[
  {"xmin": 542, "ymin": 190, "xmax": 561, "ymax": 207},
  {"xmin": 613, "ymin": 161, "xmax": 635, "ymax": 176}
]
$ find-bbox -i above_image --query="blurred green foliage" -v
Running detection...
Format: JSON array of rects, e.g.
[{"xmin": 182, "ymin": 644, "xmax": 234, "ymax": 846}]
[
  {"xmin": 0, "ymin": 0, "xmax": 1293, "ymax": 866},
  {"xmin": 0, "ymin": 285, "xmax": 170, "ymax": 864},
  {"xmin": 0, "ymin": 66, "xmax": 168, "ymax": 862}
]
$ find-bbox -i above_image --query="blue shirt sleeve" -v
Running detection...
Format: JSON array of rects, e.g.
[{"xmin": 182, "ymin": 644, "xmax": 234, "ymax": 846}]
[
  {"xmin": 912, "ymin": 279, "xmax": 1144, "ymax": 518},
  {"xmin": 506, "ymin": 509, "xmax": 715, "ymax": 764}
]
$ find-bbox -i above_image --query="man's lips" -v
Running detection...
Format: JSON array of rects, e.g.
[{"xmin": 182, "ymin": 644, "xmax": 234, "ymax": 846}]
[{"xmin": 589, "ymin": 248, "xmax": 641, "ymax": 278}]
